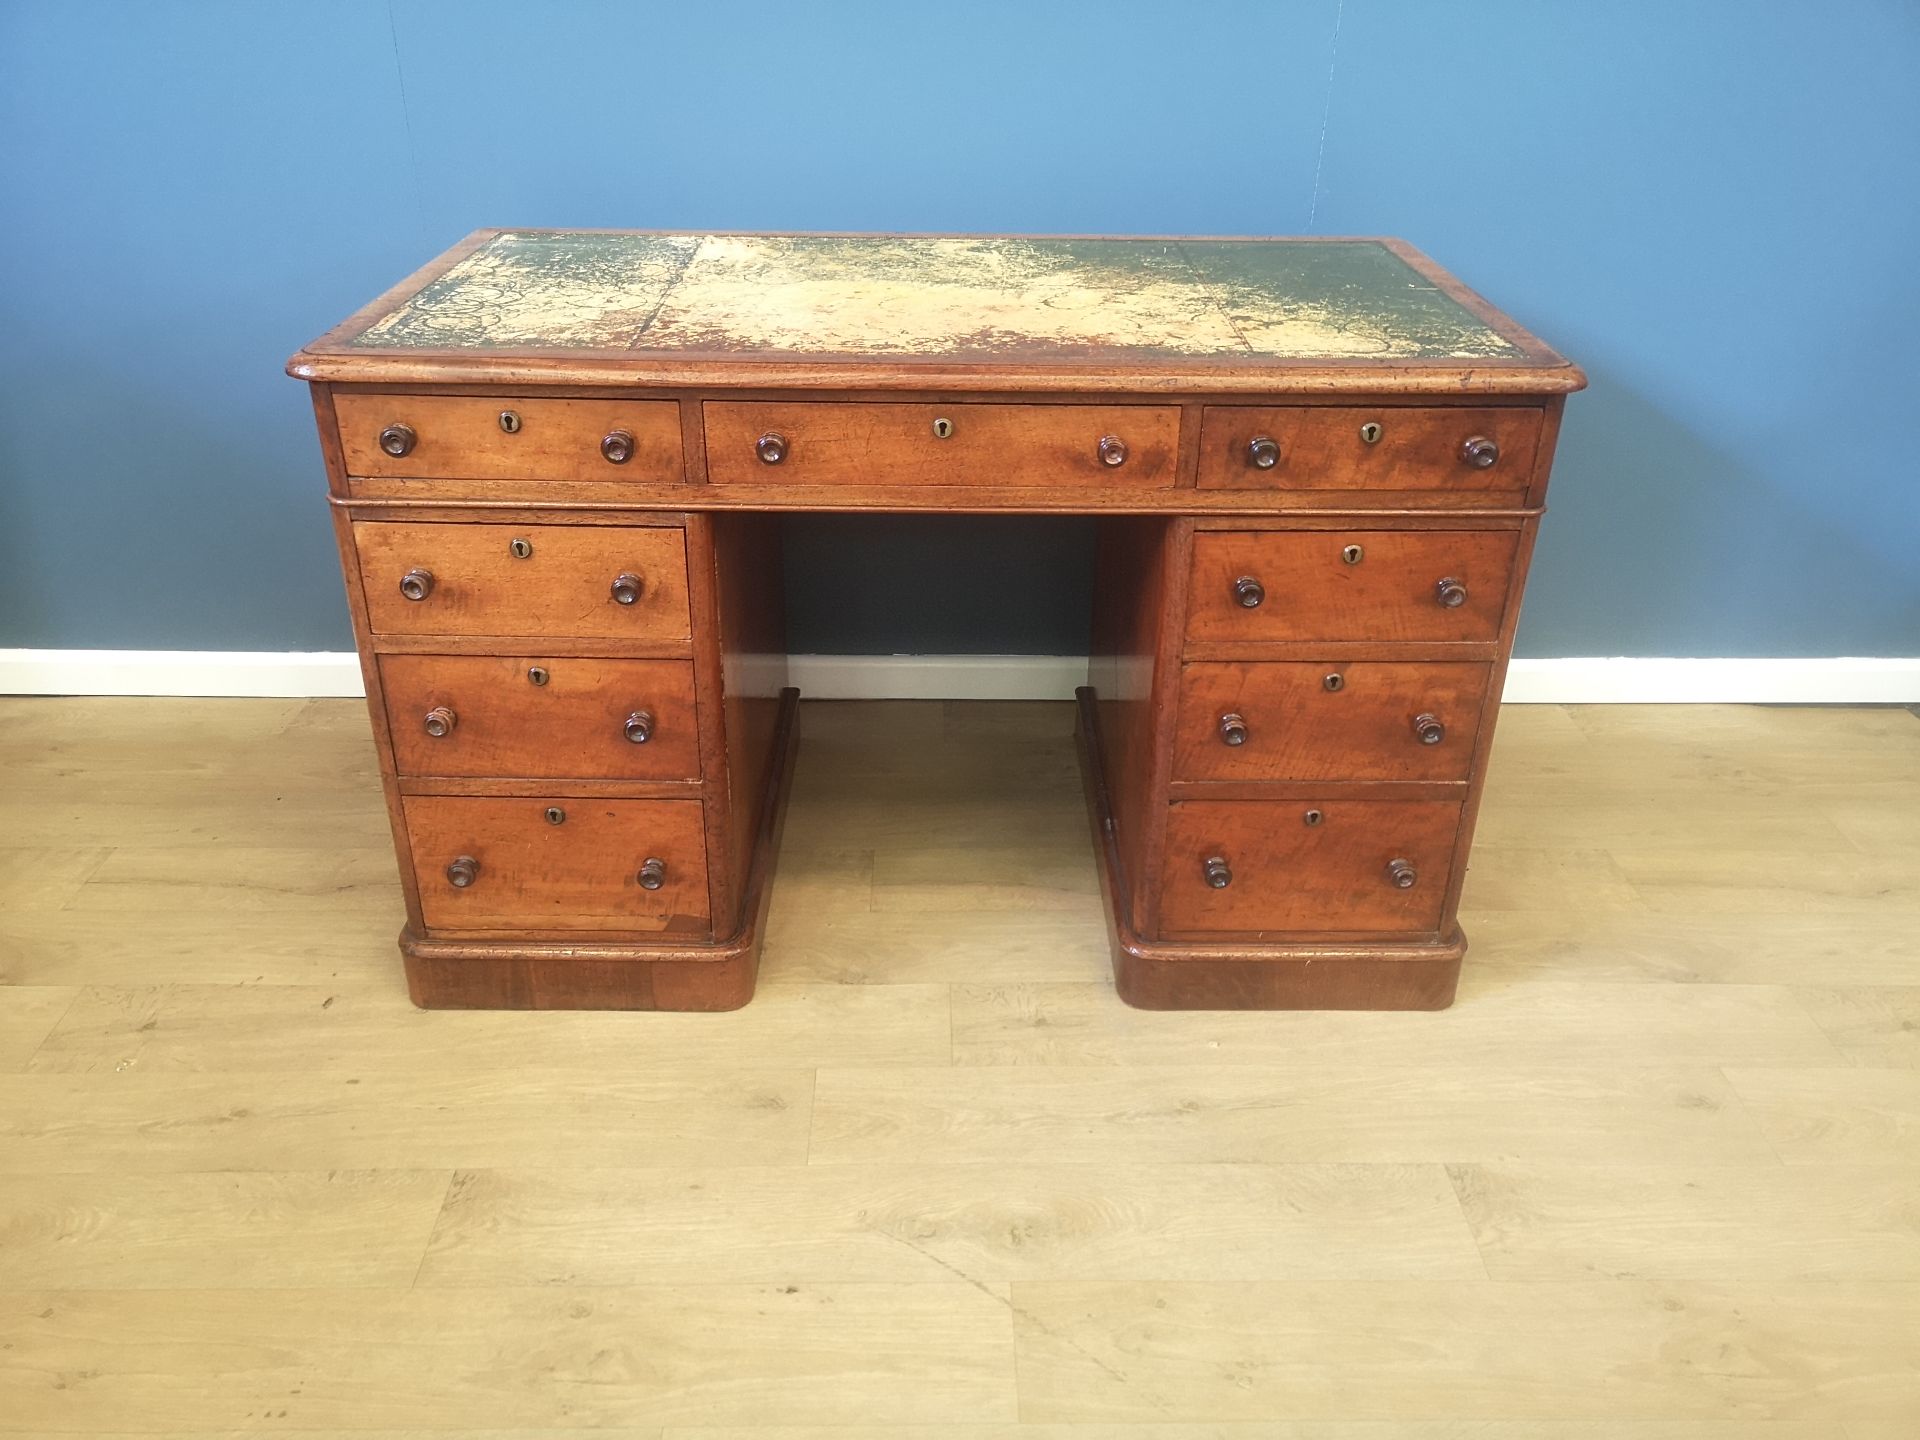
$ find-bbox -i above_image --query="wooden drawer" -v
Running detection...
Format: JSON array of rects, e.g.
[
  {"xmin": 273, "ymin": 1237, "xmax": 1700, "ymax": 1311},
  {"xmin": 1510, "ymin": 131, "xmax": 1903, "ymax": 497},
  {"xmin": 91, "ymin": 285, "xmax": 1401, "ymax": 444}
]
[
  {"xmin": 354, "ymin": 522, "xmax": 691, "ymax": 640},
  {"xmin": 1160, "ymin": 798, "xmax": 1461, "ymax": 936},
  {"xmin": 380, "ymin": 656, "xmax": 700, "ymax": 780},
  {"xmin": 404, "ymin": 795, "xmax": 709, "ymax": 932},
  {"xmin": 1185, "ymin": 530, "xmax": 1519, "ymax": 646},
  {"xmin": 703, "ymin": 401, "xmax": 1179, "ymax": 488},
  {"xmin": 1174, "ymin": 661, "xmax": 1491, "ymax": 783},
  {"xmin": 333, "ymin": 394, "xmax": 682, "ymax": 482},
  {"xmin": 1196, "ymin": 405, "xmax": 1540, "ymax": 494}
]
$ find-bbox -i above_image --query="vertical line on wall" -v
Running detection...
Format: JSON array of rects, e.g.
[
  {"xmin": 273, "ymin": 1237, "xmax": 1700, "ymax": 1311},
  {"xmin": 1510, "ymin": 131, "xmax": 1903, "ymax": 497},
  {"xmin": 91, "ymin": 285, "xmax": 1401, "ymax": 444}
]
[
  {"xmin": 384, "ymin": 0, "xmax": 430, "ymax": 244},
  {"xmin": 1306, "ymin": 0, "xmax": 1346, "ymax": 232}
]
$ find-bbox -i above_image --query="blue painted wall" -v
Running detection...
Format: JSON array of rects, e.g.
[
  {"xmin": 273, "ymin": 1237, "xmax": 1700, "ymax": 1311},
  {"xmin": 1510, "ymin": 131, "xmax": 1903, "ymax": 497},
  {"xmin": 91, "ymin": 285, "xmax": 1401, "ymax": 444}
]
[{"xmin": 2, "ymin": 0, "xmax": 1915, "ymax": 657}]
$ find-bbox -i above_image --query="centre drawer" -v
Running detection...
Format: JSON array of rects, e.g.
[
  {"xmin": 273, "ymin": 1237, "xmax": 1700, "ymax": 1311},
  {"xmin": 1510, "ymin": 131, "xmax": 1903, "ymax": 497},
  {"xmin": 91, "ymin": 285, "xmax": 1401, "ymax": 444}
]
[
  {"xmin": 404, "ymin": 795, "xmax": 710, "ymax": 933},
  {"xmin": 380, "ymin": 655, "xmax": 701, "ymax": 780},
  {"xmin": 1174, "ymin": 661, "xmax": 1492, "ymax": 783},
  {"xmin": 354, "ymin": 522, "xmax": 691, "ymax": 640},
  {"xmin": 1185, "ymin": 530, "xmax": 1519, "ymax": 646},
  {"xmin": 333, "ymin": 394, "xmax": 682, "ymax": 482},
  {"xmin": 1159, "ymin": 798, "xmax": 1461, "ymax": 937},
  {"xmin": 702, "ymin": 401, "xmax": 1180, "ymax": 488}
]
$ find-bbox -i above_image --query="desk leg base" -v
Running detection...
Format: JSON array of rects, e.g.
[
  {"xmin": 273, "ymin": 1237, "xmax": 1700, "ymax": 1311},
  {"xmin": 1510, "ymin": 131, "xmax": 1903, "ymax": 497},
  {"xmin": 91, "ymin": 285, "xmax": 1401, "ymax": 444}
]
[
  {"xmin": 396, "ymin": 688, "xmax": 801, "ymax": 1011},
  {"xmin": 1075, "ymin": 687, "xmax": 1465, "ymax": 1011}
]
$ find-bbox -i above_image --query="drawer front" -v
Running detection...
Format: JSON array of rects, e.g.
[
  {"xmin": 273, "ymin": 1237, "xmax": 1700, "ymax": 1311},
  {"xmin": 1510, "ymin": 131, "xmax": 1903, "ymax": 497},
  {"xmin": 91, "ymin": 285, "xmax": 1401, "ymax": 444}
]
[
  {"xmin": 355, "ymin": 522, "xmax": 691, "ymax": 640},
  {"xmin": 405, "ymin": 796, "xmax": 709, "ymax": 932},
  {"xmin": 1175, "ymin": 661, "xmax": 1491, "ymax": 783},
  {"xmin": 380, "ymin": 656, "xmax": 700, "ymax": 780},
  {"xmin": 1186, "ymin": 531, "xmax": 1518, "ymax": 645},
  {"xmin": 703, "ymin": 401, "xmax": 1180, "ymax": 488},
  {"xmin": 1197, "ymin": 405, "xmax": 1540, "ymax": 493},
  {"xmin": 334, "ymin": 394, "xmax": 682, "ymax": 482},
  {"xmin": 1160, "ymin": 799, "xmax": 1461, "ymax": 935}
]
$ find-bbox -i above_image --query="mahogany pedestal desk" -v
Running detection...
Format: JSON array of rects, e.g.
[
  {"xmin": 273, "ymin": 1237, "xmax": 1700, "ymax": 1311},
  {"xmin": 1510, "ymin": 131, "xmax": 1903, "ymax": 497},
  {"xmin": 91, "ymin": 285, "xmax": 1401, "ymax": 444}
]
[{"xmin": 290, "ymin": 231, "xmax": 1583, "ymax": 1011}]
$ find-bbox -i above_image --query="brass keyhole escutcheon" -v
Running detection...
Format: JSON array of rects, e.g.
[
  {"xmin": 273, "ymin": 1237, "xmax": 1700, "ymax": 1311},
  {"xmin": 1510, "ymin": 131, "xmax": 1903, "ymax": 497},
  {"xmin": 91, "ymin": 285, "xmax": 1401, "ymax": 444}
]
[
  {"xmin": 509, "ymin": 537, "xmax": 533, "ymax": 559},
  {"xmin": 1359, "ymin": 421, "xmax": 1383, "ymax": 445},
  {"xmin": 544, "ymin": 806, "xmax": 566, "ymax": 826},
  {"xmin": 498, "ymin": 409, "xmax": 522, "ymax": 434},
  {"xmin": 932, "ymin": 416, "xmax": 954, "ymax": 440},
  {"xmin": 1342, "ymin": 544, "xmax": 1364, "ymax": 565},
  {"xmin": 1323, "ymin": 673, "xmax": 1345, "ymax": 693},
  {"xmin": 527, "ymin": 666, "xmax": 550, "ymax": 686},
  {"xmin": 1303, "ymin": 808, "xmax": 1324, "ymax": 826}
]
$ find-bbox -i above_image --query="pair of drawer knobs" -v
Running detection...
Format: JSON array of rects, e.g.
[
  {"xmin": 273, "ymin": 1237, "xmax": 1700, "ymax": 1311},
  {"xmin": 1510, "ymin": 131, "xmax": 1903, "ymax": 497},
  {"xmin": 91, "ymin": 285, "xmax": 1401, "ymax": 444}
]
[
  {"xmin": 423, "ymin": 706, "xmax": 655, "ymax": 744},
  {"xmin": 1245, "ymin": 433, "xmax": 1499, "ymax": 470},
  {"xmin": 753, "ymin": 430, "xmax": 1131, "ymax": 468},
  {"xmin": 398, "ymin": 569, "xmax": 647, "ymax": 606},
  {"xmin": 378, "ymin": 423, "xmax": 639, "ymax": 465},
  {"xmin": 1234, "ymin": 574, "xmax": 1469, "ymax": 609},
  {"xmin": 1217, "ymin": 711, "xmax": 1445, "ymax": 746},
  {"xmin": 1204, "ymin": 855, "xmax": 1418, "ymax": 890},
  {"xmin": 445, "ymin": 855, "xmax": 668, "ymax": 890}
]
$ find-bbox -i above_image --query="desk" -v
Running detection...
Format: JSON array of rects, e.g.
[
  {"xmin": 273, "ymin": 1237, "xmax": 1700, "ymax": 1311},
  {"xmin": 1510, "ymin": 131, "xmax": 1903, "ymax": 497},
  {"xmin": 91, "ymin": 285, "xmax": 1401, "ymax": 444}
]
[{"xmin": 290, "ymin": 231, "xmax": 1582, "ymax": 1011}]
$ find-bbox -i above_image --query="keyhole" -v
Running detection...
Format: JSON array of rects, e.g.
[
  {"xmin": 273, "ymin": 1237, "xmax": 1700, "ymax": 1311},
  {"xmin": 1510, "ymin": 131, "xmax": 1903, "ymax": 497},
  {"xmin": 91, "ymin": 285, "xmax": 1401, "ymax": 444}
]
[
  {"xmin": 499, "ymin": 410, "xmax": 522, "ymax": 434},
  {"xmin": 544, "ymin": 806, "xmax": 566, "ymax": 826},
  {"xmin": 528, "ymin": 666, "xmax": 550, "ymax": 686},
  {"xmin": 509, "ymin": 537, "xmax": 533, "ymax": 559},
  {"xmin": 1342, "ymin": 544, "xmax": 1364, "ymax": 565},
  {"xmin": 1359, "ymin": 421, "xmax": 1383, "ymax": 444},
  {"xmin": 932, "ymin": 417, "xmax": 954, "ymax": 439}
]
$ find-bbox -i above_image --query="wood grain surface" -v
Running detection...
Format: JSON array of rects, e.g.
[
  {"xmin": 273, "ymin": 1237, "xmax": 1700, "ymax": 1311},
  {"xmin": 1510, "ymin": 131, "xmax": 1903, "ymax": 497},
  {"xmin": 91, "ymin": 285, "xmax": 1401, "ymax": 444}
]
[
  {"xmin": 1, "ymin": 696, "xmax": 1916, "ymax": 1435},
  {"xmin": 353, "ymin": 521, "xmax": 692, "ymax": 640}
]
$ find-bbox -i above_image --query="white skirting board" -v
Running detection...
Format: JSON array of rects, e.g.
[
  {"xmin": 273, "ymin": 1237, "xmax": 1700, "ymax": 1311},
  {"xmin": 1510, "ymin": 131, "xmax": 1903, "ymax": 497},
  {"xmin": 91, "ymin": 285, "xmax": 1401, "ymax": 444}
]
[{"xmin": 0, "ymin": 650, "xmax": 1917, "ymax": 704}]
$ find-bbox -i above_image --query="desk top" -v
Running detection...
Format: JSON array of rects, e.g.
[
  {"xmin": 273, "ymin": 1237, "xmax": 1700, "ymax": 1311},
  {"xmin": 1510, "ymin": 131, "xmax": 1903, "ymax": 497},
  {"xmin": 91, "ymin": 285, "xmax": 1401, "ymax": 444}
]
[{"xmin": 292, "ymin": 231, "xmax": 1580, "ymax": 395}]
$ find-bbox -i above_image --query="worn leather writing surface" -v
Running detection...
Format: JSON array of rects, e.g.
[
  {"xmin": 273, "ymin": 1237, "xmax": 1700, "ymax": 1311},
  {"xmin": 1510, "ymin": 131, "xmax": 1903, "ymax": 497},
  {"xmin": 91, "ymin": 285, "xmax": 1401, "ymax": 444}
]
[{"xmin": 350, "ymin": 232, "xmax": 1522, "ymax": 361}]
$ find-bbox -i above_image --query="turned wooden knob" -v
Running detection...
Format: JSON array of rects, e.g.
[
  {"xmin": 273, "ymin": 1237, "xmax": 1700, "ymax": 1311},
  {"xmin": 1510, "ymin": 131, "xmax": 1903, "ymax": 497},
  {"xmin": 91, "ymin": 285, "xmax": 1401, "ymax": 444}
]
[
  {"xmin": 1203, "ymin": 855, "xmax": 1233, "ymax": 889},
  {"xmin": 1246, "ymin": 435, "xmax": 1280, "ymax": 469},
  {"xmin": 378, "ymin": 422, "xmax": 416, "ymax": 458},
  {"xmin": 423, "ymin": 705, "xmax": 456, "ymax": 738},
  {"xmin": 601, "ymin": 429, "xmax": 634, "ymax": 464},
  {"xmin": 398, "ymin": 568, "xmax": 434, "ymax": 601},
  {"xmin": 1435, "ymin": 576, "xmax": 1468, "ymax": 608},
  {"xmin": 1387, "ymin": 858, "xmax": 1418, "ymax": 889},
  {"xmin": 756, "ymin": 431, "xmax": 788, "ymax": 464},
  {"xmin": 624, "ymin": 709, "xmax": 654, "ymax": 744},
  {"xmin": 445, "ymin": 855, "xmax": 479, "ymax": 888},
  {"xmin": 1460, "ymin": 435, "xmax": 1500, "ymax": 469},
  {"xmin": 1097, "ymin": 434, "xmax": 1128, "ymax": 467},
  {"xmin": 1218, "ymin": 712, "xmax": 1249, "ymax": 747},
  {"xmin": 1413, "ymin": 712, "xmax": 1445, "ymax": 745},
  {"xmin": 1233, "ymin": 575, "xmax": 1265, "ymax": 608},
  {"xmin": 637, "ymin": 857, "xmax": 667, "ymax": 891},
  {"xmin": 610, "ymin": 572, "xmax": 644, "ymax": 606}
]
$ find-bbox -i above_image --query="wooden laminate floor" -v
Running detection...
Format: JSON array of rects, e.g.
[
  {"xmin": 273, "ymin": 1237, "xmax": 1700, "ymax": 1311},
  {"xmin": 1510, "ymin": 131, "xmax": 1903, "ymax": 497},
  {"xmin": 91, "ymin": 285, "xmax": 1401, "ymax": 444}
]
[{"xmin": 1, "ymin": 695, "xmax": 1917, "ymax": 1437}]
